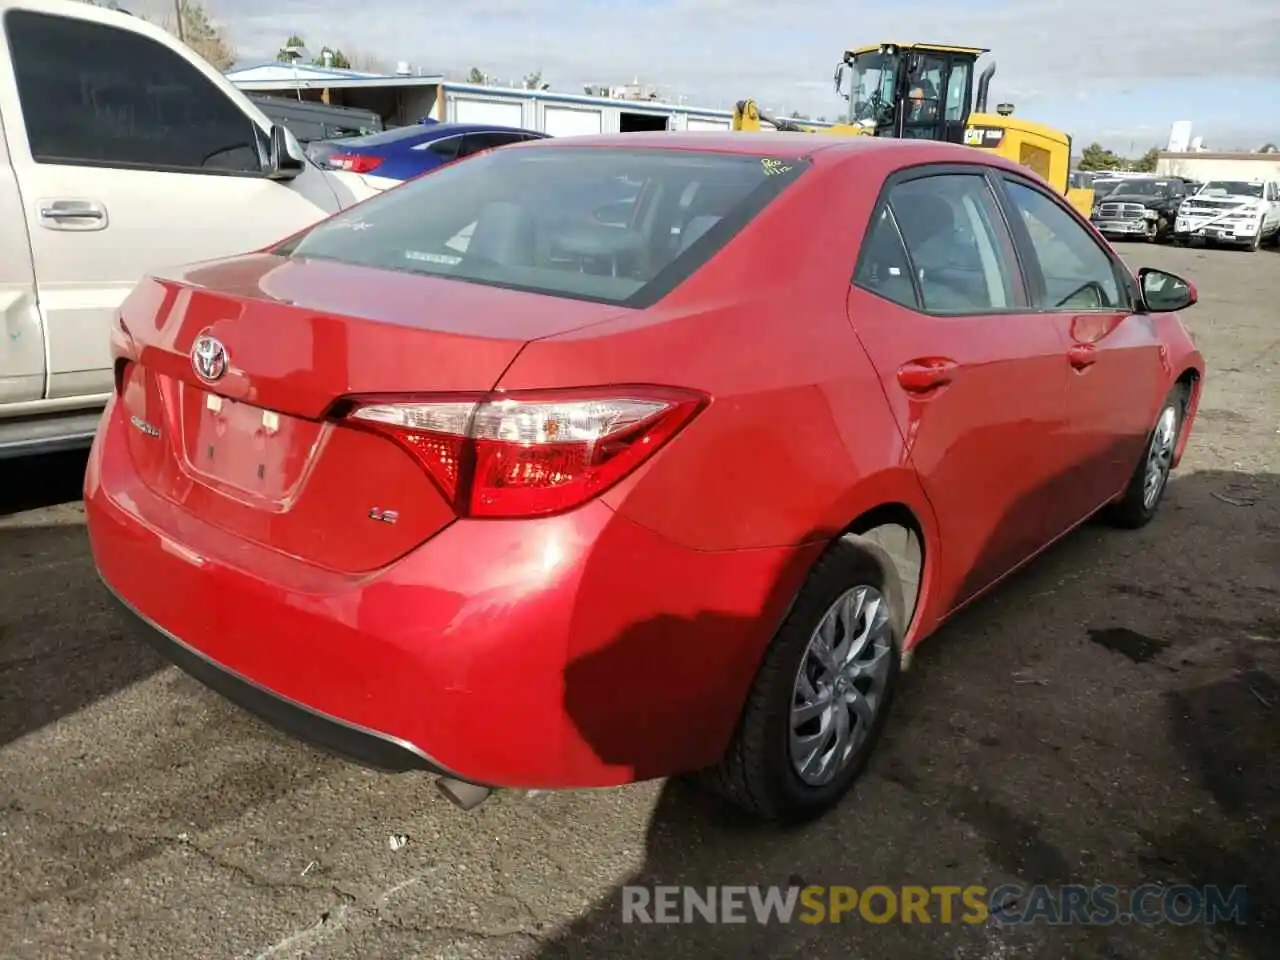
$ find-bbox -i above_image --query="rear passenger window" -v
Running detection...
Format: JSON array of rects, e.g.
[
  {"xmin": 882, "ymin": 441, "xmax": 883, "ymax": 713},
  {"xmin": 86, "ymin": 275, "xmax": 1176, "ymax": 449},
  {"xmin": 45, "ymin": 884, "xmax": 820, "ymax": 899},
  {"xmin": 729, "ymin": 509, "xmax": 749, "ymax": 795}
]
[
  {"xmin": 1002, "ymin": 180, "xmax": 1124, "ymax": 310},
  {"xmin": 883, "ymin": 174, "xmax": 1019, "ymax": 314},
  {"xmin": 427, "ymin": 136, "xmax": 462, "ymax": 162},
  {"xmin": 6, "ymin": 9, "xmax": 263, "ymax": 174},
  {"xmin": 853, "ymin": 207, "xmax": 919, "ymax": 309},
  {"xmin": 460, "ymin": 132, "xmax": 524, "ymax": 157}
]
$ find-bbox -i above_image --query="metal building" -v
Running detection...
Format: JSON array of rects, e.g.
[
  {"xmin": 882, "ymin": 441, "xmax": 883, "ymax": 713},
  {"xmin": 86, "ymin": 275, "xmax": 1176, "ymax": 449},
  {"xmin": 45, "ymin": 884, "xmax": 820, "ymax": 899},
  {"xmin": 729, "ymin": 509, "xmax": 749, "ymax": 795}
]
[
  {"xmin": 435, "ymin": 82, "xmax": 737, "ymax": 135},
  {"xmin": 225, "ymin": 64, "xmax": 756, "ymax": 135}
]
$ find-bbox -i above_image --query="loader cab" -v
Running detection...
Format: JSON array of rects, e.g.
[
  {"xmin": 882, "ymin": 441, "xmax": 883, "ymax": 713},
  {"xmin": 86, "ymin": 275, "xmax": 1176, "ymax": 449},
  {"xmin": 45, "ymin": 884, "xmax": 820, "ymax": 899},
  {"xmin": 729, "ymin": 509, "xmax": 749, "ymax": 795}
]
[{"xmin": 837, "ymin": 42, "xmax": 985, "ymax": 143}]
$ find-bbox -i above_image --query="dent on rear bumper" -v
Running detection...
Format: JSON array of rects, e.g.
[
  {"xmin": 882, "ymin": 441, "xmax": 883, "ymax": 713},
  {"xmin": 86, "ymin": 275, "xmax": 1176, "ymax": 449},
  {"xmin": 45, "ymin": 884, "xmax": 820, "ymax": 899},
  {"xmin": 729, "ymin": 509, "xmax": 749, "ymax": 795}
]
[{"xmin": 85, "ymin": 401, "xmax": 814, "ymax": 789}]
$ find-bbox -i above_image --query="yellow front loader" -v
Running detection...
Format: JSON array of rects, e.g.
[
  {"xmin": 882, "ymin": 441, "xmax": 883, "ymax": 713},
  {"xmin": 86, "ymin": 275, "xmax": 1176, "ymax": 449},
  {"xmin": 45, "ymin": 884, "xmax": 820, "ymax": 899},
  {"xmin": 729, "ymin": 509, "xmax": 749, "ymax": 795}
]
[{"xmin": 731, "ymin": 42, "xmax": 1094, "ymax": 217}]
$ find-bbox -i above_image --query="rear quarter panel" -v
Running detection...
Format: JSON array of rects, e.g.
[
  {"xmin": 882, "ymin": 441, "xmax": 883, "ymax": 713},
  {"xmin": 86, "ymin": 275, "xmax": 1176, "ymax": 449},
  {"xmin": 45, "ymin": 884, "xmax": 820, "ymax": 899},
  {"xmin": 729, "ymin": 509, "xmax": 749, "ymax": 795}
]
[
  {"xmin": 494, "ymin": 150, "xmax": 935, "ymax": 555},
  {"xmin": 376, "ymin": 144, "xmax": 441, "ymax": 182}
]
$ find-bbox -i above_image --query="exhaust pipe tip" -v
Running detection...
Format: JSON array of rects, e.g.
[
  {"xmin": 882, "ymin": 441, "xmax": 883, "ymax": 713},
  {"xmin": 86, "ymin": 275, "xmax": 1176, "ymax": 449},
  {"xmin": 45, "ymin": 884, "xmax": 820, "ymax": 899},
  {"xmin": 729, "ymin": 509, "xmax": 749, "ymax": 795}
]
[{"xmin": 436, "ymin": 776, "xmax": 493, "ymax": 811}]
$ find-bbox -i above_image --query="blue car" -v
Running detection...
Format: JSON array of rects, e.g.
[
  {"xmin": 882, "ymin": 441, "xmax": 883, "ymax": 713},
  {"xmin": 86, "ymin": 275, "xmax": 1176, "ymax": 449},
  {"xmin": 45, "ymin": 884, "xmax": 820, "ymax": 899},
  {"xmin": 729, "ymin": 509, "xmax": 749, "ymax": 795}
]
[{"xmin": 307, "ymin": 121, "xmax": 549, "ymax": 189}]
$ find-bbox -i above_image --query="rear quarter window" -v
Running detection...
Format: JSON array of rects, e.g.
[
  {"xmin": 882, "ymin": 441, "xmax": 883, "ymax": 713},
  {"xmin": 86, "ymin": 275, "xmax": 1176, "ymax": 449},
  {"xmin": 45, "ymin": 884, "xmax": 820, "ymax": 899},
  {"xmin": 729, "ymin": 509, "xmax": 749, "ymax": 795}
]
[{"xmin": 278, "ymin": 147, "xmax": 810, "ymax": 306}]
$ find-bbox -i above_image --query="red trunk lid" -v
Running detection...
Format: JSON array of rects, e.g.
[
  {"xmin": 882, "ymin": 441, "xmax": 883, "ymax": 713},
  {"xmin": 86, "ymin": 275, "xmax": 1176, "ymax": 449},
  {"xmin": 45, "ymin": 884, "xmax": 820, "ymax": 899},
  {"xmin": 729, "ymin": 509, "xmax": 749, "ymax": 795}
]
[{"xmin": 114, "ymin": 254, "xmax": 626, "ymax": 573}]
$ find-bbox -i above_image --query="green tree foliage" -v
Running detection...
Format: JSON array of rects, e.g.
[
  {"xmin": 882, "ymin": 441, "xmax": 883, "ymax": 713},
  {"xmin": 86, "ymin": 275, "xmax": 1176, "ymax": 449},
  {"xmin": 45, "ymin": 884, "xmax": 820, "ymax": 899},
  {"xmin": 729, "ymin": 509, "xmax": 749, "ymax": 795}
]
[
  {"xmin": 1077, "ymin": 142, "xmax": 1126, "ymax": 171},
  {"xmin": 276, "ymin": 34, "xmax": 306, "ymax": 61},
  {"xmin": 277, "ymin": 35, "xmax": 354, "ymax": 70},
  {"xmin": 1130, "ymin": 147, "xmax": 1161, "ymax": 172}
]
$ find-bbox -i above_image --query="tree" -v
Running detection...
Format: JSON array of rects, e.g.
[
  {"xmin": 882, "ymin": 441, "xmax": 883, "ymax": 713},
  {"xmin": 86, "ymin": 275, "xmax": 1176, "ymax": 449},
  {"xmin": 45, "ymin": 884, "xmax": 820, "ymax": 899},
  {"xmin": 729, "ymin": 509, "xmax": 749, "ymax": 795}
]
[
  {"xmin": 276, "ymin": 34, "xmax": 307, "ymax": 62},
  {"xmin": 1077, "ymin": 142, "xmax": 1125, "ymax": 171},
  {"xmin": 276, "ymin": 35, "xmax": 361, "ymax": 71},
  {"xmin": 175, "ymin": 2, "xmax": 234, "ymax": 70},
  {"xmin": 1130, "ymin": 147, "xmax": 1160, "ymax": 173},
  {"xmin": 78, "ymin": 0, "xmax": 235, "ymax": 70},
  {"xmin": 523, "ymin": 70, "xmax": 550, "ymax": 91},
  {"xmin": 468, "ymin": 67, "xmax": 487, "ymax": 84},
  {"xmin": 313, "ymin": 46, "xmax": 351, "ymax": 69}
]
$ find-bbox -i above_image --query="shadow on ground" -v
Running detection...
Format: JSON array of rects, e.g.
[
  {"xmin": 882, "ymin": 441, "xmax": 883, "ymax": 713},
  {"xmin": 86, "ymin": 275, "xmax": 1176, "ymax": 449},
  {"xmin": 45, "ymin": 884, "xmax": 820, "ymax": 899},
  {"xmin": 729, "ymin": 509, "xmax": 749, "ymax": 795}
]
[
  {"xmin": 0, "ymin": 450, "xmax": 1276, "ymax": 958},
  {"xmin": 0, "ymin": 450, "xmax": 166, "ymax": 748},
  {"xmin": 535, "ymin": 468, "xmax": 1278, "ymax": 959},
  {"xmin": 0, "ymin": 449, "xmax": 91, "ymax": 517}
]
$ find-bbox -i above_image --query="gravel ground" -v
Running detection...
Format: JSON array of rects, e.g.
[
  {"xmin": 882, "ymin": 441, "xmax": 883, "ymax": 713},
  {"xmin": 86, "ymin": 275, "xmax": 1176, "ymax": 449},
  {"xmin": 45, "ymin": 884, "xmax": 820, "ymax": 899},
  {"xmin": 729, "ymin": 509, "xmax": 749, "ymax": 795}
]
[{"xmin": 0, "ymin": 244, "xmax": 1276, "ymax": 960}]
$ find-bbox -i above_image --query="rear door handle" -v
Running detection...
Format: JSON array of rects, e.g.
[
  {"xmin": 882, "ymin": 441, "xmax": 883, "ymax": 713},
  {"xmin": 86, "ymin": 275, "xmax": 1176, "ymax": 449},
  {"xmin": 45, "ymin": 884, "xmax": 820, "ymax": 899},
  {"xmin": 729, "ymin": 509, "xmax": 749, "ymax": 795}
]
[
  {"xmin": 37, "ymin": 198, "xmax": 108, "ymax": 231},
  {"xmin": 897, "ymin": 358, "xmax": 958, "ymax": 394},
  {"xmin": 1067, "ymin": 343, "xmax": 1097, "ymax": 370}
]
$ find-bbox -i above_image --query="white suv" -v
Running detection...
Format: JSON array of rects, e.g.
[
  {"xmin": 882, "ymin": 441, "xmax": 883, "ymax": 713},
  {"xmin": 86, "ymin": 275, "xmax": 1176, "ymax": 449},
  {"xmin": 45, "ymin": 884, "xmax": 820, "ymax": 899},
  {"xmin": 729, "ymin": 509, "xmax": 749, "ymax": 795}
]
[{"xmin": 1173, "ymin": 179, "xmax": 1280, "ymax": 250}]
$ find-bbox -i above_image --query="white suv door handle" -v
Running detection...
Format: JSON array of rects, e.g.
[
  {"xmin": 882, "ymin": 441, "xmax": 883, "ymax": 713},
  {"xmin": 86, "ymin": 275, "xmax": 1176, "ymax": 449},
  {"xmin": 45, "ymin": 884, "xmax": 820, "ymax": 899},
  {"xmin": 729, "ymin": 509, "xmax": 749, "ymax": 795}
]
[{"xmin": 37, "ymin": 198, "xmax": 108, "ymax": 231}]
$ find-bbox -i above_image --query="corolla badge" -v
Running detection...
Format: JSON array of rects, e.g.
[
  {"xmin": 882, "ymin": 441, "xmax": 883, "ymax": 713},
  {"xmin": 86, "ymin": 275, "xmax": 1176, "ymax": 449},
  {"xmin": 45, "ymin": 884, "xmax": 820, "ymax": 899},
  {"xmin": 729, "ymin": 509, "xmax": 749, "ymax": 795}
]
[
  {"xmin": 190, "ymin": 335, "xmax": 229, "ymax": 382},
  {"xmin": 129, "ymin": 415, "xmax": 160, "ymax": 438}
]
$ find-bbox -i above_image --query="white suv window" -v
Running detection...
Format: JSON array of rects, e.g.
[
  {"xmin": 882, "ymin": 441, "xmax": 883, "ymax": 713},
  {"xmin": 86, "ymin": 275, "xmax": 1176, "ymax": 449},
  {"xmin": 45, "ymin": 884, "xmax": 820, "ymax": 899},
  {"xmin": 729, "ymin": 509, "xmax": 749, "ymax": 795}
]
[{"xmin": 6, "ymin": 9, "xmax": 264, "ymax": 175}]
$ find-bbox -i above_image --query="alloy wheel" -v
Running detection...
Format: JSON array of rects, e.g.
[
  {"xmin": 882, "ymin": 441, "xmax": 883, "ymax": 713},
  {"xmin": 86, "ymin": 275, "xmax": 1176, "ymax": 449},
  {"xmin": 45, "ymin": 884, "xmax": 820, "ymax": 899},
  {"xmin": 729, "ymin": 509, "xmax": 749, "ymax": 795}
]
[
  {"xmin": 789, "ymin": 585, "xmax": 894, "ymax": 787},
  {"xmin": 1143, "ymin": 404, "xmax": 1178, "ymax": 509}
]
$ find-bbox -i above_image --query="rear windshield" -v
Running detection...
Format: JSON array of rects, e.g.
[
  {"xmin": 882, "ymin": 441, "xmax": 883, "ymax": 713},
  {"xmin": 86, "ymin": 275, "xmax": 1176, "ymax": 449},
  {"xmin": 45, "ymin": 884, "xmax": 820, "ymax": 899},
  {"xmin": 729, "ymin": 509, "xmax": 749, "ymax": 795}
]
[{"xmin": 279, "ymin": 146, "xmax": 809, "ymax": 306}]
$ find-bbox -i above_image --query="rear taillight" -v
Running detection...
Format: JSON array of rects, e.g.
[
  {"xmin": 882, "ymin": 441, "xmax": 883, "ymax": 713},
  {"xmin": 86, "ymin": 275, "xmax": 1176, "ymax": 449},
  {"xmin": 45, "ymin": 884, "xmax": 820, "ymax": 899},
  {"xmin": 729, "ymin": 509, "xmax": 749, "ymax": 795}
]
[
  {"xmin": 342, "ymin": 388, "xmax": 705, "ymax": 518},
  {"xmin": 325, "ymin": 153, "xmax": 383, "ymax": 174}
]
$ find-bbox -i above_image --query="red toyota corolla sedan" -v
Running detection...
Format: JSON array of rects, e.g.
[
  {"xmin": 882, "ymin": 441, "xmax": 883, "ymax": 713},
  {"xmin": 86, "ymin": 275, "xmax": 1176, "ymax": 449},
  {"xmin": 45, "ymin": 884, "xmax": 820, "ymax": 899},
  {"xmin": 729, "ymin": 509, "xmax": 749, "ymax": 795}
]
[{"xmin": 85, "ymin": 133, "xmax": 1204, "ymax": 823}]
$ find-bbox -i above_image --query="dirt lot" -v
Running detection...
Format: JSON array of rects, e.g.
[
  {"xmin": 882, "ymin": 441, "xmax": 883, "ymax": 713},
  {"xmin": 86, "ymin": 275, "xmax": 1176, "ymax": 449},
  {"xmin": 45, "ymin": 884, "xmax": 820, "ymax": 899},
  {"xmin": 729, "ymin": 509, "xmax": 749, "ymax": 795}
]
[{"xmin": 0, "ymin": 244, "xmax": 1276, "ymax": 960}]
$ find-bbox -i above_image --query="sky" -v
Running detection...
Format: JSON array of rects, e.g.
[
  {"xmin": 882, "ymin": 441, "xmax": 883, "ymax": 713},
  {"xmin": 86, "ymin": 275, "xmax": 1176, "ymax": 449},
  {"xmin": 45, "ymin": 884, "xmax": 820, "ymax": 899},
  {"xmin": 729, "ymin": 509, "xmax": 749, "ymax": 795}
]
[{"xmin": 180, "ymin": 0, "xmax": 1279, "ymax": 153}]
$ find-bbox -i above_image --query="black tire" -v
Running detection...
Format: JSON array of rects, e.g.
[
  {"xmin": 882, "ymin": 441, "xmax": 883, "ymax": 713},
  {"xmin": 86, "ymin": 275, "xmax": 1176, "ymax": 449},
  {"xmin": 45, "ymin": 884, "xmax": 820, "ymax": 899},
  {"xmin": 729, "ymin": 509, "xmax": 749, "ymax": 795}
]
[
  {"xmin": 1102, "ymin": 384, "xmax": 1188, "ymax": 529},
  {"xmin": 701, "ymin": 538, "xmax": 903, "ymax": 823},
  {"xmin": 1248, "ymin": 230, "xmax": 1262, "ymax": 252}
]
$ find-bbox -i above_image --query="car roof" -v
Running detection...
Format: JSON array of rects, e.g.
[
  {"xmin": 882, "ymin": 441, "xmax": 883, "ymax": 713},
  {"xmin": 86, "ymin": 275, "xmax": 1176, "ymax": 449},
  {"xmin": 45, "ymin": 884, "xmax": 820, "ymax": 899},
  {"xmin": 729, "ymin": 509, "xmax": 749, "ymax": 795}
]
[
  {"xmin": 333, "ymin": 122, "xmax": 544, "ymax": 150},
  {"xmin": 518, "ymin": 131, "xmax": 1036, "ymax": 174},
  {"xmin": 425, "ymin": 122, "xmax": 540, "ymax": 134}
]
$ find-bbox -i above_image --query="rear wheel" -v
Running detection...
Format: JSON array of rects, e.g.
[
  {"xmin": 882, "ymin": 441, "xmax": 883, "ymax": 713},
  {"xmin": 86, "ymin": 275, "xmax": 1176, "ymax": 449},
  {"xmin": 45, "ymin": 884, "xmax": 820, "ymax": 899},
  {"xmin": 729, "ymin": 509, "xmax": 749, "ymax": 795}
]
[
  {"xmin": 702, "ymin": 539, "xmax": 902, "ymax": 823},
  {"xmin": 1102, "ymin": 385, "xmax": 1188, "ymax": 529}
]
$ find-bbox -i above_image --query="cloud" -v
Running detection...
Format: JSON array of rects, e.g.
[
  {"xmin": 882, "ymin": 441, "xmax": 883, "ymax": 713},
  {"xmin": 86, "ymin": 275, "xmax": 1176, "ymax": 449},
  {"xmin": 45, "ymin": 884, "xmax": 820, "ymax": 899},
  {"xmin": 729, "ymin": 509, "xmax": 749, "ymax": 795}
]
[{"xmin": 184, "ymin": 0, "xmax": 1279, "ymax": 136}]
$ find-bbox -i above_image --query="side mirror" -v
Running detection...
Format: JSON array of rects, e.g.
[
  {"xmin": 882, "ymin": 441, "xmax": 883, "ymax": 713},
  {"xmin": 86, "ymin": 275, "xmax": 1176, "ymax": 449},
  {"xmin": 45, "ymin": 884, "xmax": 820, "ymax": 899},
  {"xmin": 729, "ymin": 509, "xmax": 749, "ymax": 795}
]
[
  {"xmin": 266, "ymin": 124, "xmax": 306, "ymax": 181},
  {"xmin": 1138, "ymin": 267, "xmax": 1197, "ymax": 313}
]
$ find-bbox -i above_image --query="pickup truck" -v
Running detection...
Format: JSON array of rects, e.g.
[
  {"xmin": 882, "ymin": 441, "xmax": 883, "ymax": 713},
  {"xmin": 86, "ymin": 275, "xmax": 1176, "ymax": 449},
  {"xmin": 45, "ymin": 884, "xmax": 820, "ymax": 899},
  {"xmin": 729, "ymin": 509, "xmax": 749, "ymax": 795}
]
[
  {"xmin": 0, "ymin": 0, "xmax": 378, "ymax": 458},
  {"xmin": 1089, "ymin": 176, "xmax": 1192, "ymax": 243},
  {"xmin": 1172, "ymin": 178, "xmax": 1280, "ymax": 250}
]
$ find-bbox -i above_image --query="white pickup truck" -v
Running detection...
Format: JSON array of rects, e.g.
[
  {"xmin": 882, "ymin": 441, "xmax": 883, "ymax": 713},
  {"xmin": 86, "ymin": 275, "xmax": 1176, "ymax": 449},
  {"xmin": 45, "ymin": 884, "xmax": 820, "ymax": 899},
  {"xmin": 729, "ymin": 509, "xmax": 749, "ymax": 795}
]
[
  {"xmin": 1172, "ymin": 178, "xmax": 1280, "ymax": 251},
  {"xmin": 0, "ymin": 0, "xmax": 378, "ymax": 457}
]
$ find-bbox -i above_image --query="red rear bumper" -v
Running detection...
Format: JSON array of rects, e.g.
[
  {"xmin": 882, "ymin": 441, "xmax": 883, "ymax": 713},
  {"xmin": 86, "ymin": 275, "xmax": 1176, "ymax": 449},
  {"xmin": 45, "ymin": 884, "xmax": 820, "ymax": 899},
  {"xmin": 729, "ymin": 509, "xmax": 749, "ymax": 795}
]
[{"xmin": 85, "ymin": 397, "xmax": 814, "ymax": 788}]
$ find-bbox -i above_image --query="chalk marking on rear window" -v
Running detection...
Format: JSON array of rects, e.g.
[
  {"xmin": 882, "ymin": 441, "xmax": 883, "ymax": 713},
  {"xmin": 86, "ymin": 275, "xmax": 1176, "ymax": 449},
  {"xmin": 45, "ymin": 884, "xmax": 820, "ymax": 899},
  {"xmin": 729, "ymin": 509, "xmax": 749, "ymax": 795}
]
[
  {"xmin": 404, "ymin": 250, "xmax": 461, "ymax": 265},
  {"xmin": 319, "ymin": 219, "xmax": 373, "ymax": 232},
  {"xmin": 761, "ymin": 158, "xmax": 794, "ymax": 176}
]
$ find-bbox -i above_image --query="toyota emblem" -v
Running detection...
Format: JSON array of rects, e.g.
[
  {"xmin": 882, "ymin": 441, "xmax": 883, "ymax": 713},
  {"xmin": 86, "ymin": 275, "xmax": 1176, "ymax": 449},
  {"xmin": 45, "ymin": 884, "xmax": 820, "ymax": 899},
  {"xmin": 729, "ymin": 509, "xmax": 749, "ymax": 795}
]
[{"xmin": 191, "ymin": 335, "xmax": 229, "ymax": 382}]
